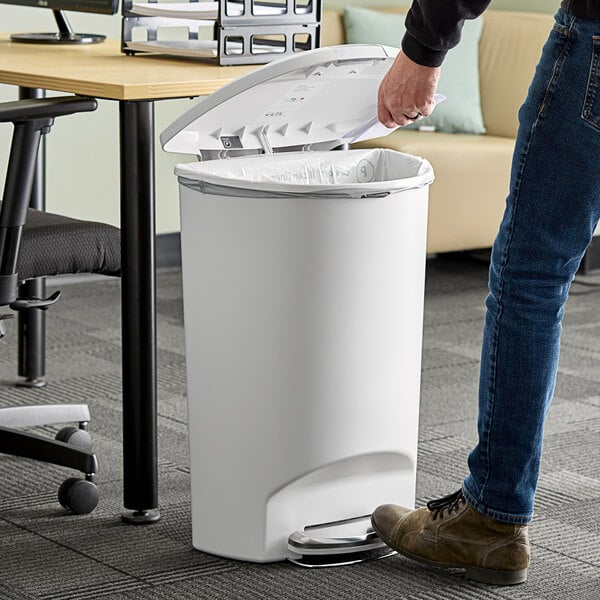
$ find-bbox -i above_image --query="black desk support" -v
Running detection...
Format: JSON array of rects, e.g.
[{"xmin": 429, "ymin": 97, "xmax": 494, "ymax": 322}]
[{"xmin": 119, "ymin": 100, "xmax": 160, "ymax": 524}]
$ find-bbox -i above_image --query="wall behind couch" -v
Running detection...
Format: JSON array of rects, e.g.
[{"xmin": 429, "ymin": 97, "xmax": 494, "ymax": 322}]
[
  {"xmin": 325, "ymin": 0, "xmax": 557, "ymax": 12},
  {"xmin": 0, "ymin": 0, "xmax": 558, "ymax": 235}
]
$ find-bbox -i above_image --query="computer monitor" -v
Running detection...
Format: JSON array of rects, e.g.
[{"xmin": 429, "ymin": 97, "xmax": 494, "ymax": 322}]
[{"xmin": 0, "ymin": 0, "xmax": 119, "ymax": 44}]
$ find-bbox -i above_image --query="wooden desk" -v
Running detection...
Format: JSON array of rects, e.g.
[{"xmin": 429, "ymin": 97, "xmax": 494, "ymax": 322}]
[
  {"xmin": 0, "ymin": 36, "xmax": 254, "ymax": 523},
  {"xmin": 0, "ymin": 36, "xmax": 253, "ymax": 99}
]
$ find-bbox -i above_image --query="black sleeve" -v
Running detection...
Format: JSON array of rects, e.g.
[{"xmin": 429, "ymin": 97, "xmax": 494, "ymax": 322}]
[{"xmin": 401, "ymin": 0, "xmax": 493, "ymax": 67}]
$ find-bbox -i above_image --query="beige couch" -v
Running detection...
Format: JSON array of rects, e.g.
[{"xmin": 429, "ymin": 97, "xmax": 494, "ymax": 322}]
[{"xmin": 322, "ymin": 9, "xmax": 554, "ymax": 253}]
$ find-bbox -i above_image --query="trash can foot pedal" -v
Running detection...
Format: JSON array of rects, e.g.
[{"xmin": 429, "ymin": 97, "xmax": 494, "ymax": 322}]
[{"xmin": 287, "ymin": 515, "xmax": 396, "ymax": 568}]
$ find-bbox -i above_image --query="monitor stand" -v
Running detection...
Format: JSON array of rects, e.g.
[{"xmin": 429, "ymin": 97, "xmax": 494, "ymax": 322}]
[{"xmin": 10, "ymin": 10, "xmax": 106, "ymax": 44}]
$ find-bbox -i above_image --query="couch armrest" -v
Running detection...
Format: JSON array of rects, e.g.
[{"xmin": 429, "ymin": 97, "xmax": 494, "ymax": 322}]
[{"xmin": 321, "ymin": 10, "xmax": 346, "ymax": 47}]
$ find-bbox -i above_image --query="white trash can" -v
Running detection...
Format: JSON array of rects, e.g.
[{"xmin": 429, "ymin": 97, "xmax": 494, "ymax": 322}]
[{"xmin": 161, "ymin": 45, "xmax": 434, "ymax": 566}]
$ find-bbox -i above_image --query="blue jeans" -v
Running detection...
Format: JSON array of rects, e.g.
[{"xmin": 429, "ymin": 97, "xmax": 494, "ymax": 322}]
[{"xmin": 462, "ymin": 8, "xmax": 600, "ymax": 524}]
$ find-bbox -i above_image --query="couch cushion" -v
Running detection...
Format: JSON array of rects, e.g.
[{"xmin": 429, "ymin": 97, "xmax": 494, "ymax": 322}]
[
  {"xmin": 355, "ymin": 131, "xmax": 514, "ymax": 252},
  {"xmin": 343, "ymin": 6, "xmax": 486, "ymax": 134},
  {"xmin": 479, "ymin": 10, "xmax": 553, "ymax": 138},
  {"xmin": 322, "ymin": 7, "xmax": 407, "ymax": 47}
]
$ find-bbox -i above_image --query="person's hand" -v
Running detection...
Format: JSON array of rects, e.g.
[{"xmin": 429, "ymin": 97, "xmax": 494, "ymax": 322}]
[{"xmin": 378, "ymin": 52, "xmax": 441, "ymax": 128}]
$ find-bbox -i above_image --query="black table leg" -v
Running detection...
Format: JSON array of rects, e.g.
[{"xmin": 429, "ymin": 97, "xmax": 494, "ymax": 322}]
[
  {"xmin": 119, "ymin": 100, "xmax": 160, "ymax": 524},
  {"xmin": 17, "ymin": 86, "xmax": 46, "ymax": 389}
]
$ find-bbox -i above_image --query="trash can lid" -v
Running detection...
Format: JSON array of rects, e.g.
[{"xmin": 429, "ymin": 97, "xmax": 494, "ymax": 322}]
[{"xmin": 161, "ymin": 45, "xmax": 401, "ymax": 158}]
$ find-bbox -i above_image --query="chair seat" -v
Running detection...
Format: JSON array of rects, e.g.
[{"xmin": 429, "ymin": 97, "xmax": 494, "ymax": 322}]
[{"xmin": 17, "ymin": 206, "xmax": 121, "ymax": 281}]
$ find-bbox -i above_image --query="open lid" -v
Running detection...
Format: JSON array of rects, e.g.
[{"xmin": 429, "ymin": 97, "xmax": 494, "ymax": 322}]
[{"xmin": 160, "ymin": 44, "xmax": 400, "ymax": 157}]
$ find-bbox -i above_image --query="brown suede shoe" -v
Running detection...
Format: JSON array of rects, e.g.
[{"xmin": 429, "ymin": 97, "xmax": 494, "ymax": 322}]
[{"xmin": 371, "ymin": 490, "xmax": 530, "ymax": 585}]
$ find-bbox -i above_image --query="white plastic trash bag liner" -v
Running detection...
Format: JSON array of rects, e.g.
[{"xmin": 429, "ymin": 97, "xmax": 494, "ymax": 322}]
[{"xmin": 175, "ymin": 149, "xmax": 433, "ymax": 196}]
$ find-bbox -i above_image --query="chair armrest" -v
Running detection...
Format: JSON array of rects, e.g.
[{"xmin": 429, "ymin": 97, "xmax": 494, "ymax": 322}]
[
  {"xmin": 0, "ymin": 95, "xmax": 97, "ymax": 123},
  {"xmin": 0, "ymin": 95, "xmax": 98, "ymax": 305}
]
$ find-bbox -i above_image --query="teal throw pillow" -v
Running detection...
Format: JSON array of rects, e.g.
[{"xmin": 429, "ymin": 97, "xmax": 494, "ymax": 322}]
[{"xmin": 343, "ymin": 6, "xmax": 486, "ymax": 134}]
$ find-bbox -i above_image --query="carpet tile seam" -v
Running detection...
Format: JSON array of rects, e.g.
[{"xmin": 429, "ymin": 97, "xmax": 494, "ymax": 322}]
[
  {"xmin": 0, "ymin": 516, "xmax": 154, "ymax": 587},
  {"xmin": 530, "ymin": 541, "xmax": 600, "ymax": 568}
]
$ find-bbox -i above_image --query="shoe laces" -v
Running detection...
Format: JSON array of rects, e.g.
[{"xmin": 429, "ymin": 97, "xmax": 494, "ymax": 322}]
[{"xmin": 426, "ymin": 489, "xmax": 466, "ymax": 520}]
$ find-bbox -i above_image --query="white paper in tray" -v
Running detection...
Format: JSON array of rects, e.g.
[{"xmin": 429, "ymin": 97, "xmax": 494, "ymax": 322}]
[
  {"xmin": 130, "ymin": 1, "xmax": 308, "ymax": 20},
  {"xmin": 125, "ymin": 38, "xmax": 277, "ymax": 58}
]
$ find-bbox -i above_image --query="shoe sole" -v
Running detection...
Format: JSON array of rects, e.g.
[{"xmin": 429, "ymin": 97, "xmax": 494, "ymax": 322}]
[{"xmin": 371, "ymin": 515, "xmax": 528, "ymax": 586}]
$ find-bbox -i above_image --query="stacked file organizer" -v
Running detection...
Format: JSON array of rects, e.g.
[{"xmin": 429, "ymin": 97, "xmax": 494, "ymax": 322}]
[{"xmin": 122, "ymin": 0, "xmax": 321, "ymax": 65}]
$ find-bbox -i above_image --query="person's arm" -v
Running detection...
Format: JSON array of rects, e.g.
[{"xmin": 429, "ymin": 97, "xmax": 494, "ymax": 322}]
[
  {"xmin": 378, "ymin": 0, "xmax": 492, "ymax": 127},
  {"xmin": 403, "ymin": 0, "xmax": 492, "ymax": 67}
]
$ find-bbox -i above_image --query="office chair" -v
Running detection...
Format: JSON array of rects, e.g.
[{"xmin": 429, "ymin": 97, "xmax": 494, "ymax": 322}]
[{"xmin": 0, "ymin": 96, "xmax": 120, "ymax": 514}]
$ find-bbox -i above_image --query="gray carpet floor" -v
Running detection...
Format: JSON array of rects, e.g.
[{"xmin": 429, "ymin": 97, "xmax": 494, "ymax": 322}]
[{"xmin": 0, "ymin": 253, "xmax": 599, "ymax": 599}]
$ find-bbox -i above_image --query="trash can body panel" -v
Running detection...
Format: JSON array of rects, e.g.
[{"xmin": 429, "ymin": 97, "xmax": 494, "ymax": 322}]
[{"xmin": 179, "ymin": 159, "xmax": 429, "ymax": 561}]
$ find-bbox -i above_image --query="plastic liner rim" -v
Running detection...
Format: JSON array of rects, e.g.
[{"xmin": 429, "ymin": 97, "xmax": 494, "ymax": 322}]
[
  {"xmin": 177, "ymin": 177, "xmax": 433, "ymax": 199},
  {"xmin": 174, "ymin": 149, "xmax": 434, "ymax": 198}
]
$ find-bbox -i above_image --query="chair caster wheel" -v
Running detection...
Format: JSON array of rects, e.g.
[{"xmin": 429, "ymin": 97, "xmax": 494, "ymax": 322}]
[
  {"xmin": 55, "ymin": 427, "xmax": 92, "ymax": 451},
  {"xmin": 58, "ymin": 478, "xmax": 99, "ymax": 514}
]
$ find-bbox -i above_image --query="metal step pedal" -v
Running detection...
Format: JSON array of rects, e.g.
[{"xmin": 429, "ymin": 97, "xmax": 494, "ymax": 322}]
[{"xmin": 287, "ymin": 515, "xmax": 396, "ymax": 568}]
